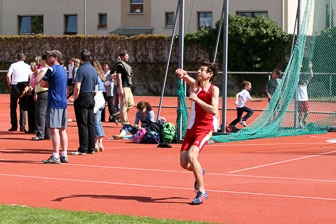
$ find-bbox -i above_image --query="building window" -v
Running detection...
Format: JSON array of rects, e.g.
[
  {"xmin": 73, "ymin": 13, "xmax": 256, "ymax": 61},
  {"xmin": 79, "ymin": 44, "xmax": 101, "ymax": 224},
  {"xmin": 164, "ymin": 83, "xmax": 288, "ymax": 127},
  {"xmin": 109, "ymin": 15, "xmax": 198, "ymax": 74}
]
[
  {"xmin": 130, "ymin": 0, "xmax": 143, "ymax": 14},
  {"xmin": 64, "ymin": 15, "xmax": 77, "ymax": 35},
  {"xmin": 198, "ymin": 12, "xmax": 212, "ymax": 30},
  {"xmin": 18, "ymin": 16, "xmax": 43, "ymax": 34},
  {"xmin": 236, "ymin": 11, "xmax": 268, "ymax": 18},
  {"xmin": 165, "ymin": 12, "xmax": 174, "ymax": 27},
  {"xmin": 98, "ymin": 13, "xmax": 107, "ymax": 28}
]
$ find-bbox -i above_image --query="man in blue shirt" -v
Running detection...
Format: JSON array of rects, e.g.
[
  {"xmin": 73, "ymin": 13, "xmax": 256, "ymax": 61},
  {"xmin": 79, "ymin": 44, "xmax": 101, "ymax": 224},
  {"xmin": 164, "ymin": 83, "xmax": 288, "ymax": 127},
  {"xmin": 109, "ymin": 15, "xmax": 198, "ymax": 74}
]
[
  {"xmin": 40, "ymin": 50, "xmax": 69, "ymax": 164},
  {"xmin": 71, "ymin": 49, "xmax": 98, "ymax": 155}
]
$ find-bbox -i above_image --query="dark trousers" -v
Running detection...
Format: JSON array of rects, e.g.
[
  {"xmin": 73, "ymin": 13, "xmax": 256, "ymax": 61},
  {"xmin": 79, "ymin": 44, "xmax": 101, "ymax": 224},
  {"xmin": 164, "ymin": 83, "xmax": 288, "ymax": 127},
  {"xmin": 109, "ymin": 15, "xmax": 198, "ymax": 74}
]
[
  {"xmin": 230, "ymin": 106, "xmax": 254, "ymax": 126},
  {"xmin": 113, "ymin": 85, "xmax": 119, "ymax": 113},
  {"xmin": 74, "ymin": 93, "xmax": 95, "ymax": 153},
  {"xmin": 10, "ymin": 84, "xmax": 26, "ymax": 130},
  {"xmin": 35, "ymin": 91, "xmax": 50, "ymax": 139},
  {"xmin": 102, "ymin": 92, "xmax": 114, "ymax": 121}
]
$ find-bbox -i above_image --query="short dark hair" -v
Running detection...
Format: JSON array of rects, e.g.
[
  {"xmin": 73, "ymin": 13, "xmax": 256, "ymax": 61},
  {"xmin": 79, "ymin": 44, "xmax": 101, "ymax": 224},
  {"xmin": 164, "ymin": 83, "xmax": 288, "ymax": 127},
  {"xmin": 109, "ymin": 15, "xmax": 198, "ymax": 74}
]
[
  {"xmin": 119, "ymin": 50, "xmax": 128, "ymax": 58},
  {"xmin": 273, "ymin": 69, "xmax": 281, "ymax": 77},
  {"xmin": 200, "ymin": 60, "xmax": 218, "ymax": 81},
  {"xmin": 242, "ymin": 81, "xmax": 251, "ymax": 88},
  {"xmin": 16, "ymin": 53, "xmax": 25, "ymax": 61},
  {"xmin": 80, "ymin": 49, "xmax": 91, "ymax": 62}
]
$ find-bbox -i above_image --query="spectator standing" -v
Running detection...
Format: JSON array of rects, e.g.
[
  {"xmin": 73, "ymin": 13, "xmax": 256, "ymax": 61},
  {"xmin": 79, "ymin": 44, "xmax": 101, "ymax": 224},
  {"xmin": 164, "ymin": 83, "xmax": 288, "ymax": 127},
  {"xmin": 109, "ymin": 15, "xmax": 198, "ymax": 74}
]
[
  {"xmin": 102, "ymin": 63, "xmax": 114, "ymax": 122},
  {"xmin": 32, "ymin": 54, "xmax": 50, "ymax": 141},
  {"xmin": 115, "ymin": 51, "xmax": 134, "ymax": 125},
  {"xmin": 67, "ymin": 58, "xmax": 75, "ymax": 98},
  {"xmin": 266, "ymin": 69, "xmax": 281, "ymax": 101},
  {"xmin": 6, "ymin": 53, "xmax": 31, "ymax": 132},
  {"xmin": 71, "ymin": 50, "xmax": 98, "ymax": 155},
  {"xmin": 92, "ymin": 59, "xmax": 106, "ymax": 152},
  {"xmin": 40, "ymin": 50, "xmax": 69, "ymax": 164}
]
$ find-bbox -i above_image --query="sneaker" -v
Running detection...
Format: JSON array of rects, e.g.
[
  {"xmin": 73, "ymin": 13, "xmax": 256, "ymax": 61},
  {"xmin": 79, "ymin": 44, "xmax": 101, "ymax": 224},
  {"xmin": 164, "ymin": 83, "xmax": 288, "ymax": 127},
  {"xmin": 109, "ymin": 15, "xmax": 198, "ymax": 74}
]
[
  {"xmin": 239, "ymin": 121, "xmax": 247, "ymax": 127},
  {"xmin": 71, "ymin": 151, "xmax": 87, "ymax": 155},
  {"xmin": 42, "ymin": 156, "xmax": 60, "ymax": 164},
  {"xmin": 60, "ymin": 156, "xmax": 69, "ymax": 163},
  {"xmin": 194, "ymin": 168, "xmax": 205, "ymax": 191},
  {"xmin": 191, "ymin": 191, "xmax": 208, "ymax": 205},
  {"xmin": 113, "ymin": 134, "xmax": 124, "ymax": 140}
]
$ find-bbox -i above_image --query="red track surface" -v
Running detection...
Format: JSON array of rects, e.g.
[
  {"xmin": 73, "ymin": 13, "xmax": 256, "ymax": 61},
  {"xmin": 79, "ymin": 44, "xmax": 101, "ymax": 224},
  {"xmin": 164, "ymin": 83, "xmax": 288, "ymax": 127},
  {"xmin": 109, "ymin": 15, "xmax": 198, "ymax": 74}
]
[{"xmin": 0, "ymin": 95, "xmax": 335, "ymax": 223}]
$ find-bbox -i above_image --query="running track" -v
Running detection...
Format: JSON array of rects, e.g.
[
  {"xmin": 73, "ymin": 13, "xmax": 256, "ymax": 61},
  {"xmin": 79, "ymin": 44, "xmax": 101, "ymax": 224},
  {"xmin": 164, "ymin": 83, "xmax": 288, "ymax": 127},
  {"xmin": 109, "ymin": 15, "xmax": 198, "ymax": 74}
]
[{"xmin": 0, "ymin": 95, "xmax": 335, "ymax": 223}]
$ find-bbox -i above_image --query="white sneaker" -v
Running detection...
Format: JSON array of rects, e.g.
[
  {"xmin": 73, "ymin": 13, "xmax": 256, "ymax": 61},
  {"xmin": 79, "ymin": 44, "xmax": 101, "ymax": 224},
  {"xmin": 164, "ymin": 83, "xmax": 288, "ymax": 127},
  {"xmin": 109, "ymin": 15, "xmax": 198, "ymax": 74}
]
[{"xmin": 239, "ymin": 121, "xmax": 247, "ymax": 127}]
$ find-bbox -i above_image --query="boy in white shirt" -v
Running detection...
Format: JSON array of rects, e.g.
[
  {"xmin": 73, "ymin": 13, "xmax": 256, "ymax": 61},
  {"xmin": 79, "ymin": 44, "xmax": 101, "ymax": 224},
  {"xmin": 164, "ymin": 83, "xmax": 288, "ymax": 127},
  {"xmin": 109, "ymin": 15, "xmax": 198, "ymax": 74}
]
[
  {"xmin": 230, "ymin": 81, "xmax": 261, "ymax": 128},
  {"xmin": 296, "ymin": 62, "xmax": 313, "ymax": 127}
]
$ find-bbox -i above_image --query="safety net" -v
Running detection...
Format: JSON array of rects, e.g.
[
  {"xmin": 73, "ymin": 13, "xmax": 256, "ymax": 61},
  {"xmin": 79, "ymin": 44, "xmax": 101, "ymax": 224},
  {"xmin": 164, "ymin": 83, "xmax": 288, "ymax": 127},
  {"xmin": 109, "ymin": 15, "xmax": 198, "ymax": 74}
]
[{"xmin": 212, "ymin": 0, "xmax": 336, "ymax": 143}]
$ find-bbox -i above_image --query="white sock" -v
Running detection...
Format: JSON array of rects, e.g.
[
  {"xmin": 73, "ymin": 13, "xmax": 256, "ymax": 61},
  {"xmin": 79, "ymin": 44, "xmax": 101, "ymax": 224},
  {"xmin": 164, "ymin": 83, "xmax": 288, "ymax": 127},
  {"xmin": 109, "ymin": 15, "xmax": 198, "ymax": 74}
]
[
  {"xmin": 61, "ymin": 151, "xmax": 67, "ymax": 157},
  {"xmin": 53, "ymin": 152, "xmax": 59, "ymax": 158}
]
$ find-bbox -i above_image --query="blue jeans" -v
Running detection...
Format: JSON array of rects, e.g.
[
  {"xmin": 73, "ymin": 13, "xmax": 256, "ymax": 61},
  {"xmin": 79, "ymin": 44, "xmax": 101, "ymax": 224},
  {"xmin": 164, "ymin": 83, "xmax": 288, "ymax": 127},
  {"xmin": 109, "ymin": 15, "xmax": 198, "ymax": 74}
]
[
  {"xmin": 121, "ymin": 124, "xmax": 138, "ymax": 135},
  {"xmin": 94, "ymin": 105, "xmax": 105, "ymax": 137},
  {"xmin": 230, "ymin": 106, "xmax": 254, "ymax": 126}
]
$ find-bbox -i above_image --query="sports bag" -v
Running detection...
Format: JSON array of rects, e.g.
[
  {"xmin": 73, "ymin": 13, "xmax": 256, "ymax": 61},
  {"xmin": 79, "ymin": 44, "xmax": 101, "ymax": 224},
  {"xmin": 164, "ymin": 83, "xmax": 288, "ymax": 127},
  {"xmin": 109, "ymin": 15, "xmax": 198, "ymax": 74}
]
[
  {"xmin": 161, "ymin": 122, "xmax": 176, "ymax": 143},
  {"xmin": 131, "ymin": 128, "xmax": 146, "ymax": 143},
  {"xmin": 142, "ymin": 131, "xmax": 160, "ymax": 144}
]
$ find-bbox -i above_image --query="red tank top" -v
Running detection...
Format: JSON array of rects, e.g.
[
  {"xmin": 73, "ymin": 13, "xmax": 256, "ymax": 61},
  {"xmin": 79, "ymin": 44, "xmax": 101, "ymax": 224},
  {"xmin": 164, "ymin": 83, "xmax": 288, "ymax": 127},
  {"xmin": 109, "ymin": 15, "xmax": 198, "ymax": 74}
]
[{"xmin": 188, "ymin": 84, "xmax": 218, "ymax": 131}]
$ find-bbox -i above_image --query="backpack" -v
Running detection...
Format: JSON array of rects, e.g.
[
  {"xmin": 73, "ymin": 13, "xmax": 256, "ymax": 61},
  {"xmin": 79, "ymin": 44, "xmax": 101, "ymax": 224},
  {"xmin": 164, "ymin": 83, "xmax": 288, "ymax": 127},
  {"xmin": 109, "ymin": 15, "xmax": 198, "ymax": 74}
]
[
  {"xmin": 142, "ymin": 131, "xmax": 160, "ymax": 144},
  {"xmin": 131, "ymin": 128, "xmax": 146, "ymax": 143},
  {"xmin": 161, "ymin": 122, "xmax": 176, "ymax": 143}
]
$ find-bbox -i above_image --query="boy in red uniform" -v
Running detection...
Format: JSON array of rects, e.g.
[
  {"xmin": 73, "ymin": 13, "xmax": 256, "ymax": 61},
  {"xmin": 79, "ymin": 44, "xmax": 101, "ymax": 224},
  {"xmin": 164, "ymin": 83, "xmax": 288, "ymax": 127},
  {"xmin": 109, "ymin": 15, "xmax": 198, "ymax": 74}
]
[{"xmin": 175, "ymin": 61, "xmax": 219, "ymax": 205}]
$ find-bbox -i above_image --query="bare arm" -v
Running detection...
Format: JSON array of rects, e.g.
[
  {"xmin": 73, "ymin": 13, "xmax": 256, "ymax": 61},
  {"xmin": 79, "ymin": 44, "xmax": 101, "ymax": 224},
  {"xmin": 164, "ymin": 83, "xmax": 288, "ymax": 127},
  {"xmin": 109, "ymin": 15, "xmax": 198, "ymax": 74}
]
[
  {"xmin": 234, "ymin": 93, "xmax": 240, "ymax": 105},
  {"xmin": 73, "ymin": 82, "xmax": 81, "ymax": 100},
  {"xmin": 175, "ymin": 68, "xmax": 198, "ymax": 92},
  {"xmin": 40, "ymin": 80, "xmax": 49, "ymax": 88},
  {"xmin": 250, "ymin": 97, "xmax": 262, "ymax": 102},
  {"xmin": 308, "ymin": 62, "xmax": 314, "ymax": 82},
  {"xmin": 189, "ymin": 86, "xmax": 219, "ymax": 115},
  {"xmin": 266, "ymin": 88, "xmax": 271, "ymax": 100},
  {"xmin": 117, "ymin": 73, "xmax": 123, "ymax": 96},
  {"xmin": 6, "ymin": 70, "xmax": 13, "ymax": 87},
  {"xmin": 34, "ymin": 69, "xmax": 47, "ymax": 84}
]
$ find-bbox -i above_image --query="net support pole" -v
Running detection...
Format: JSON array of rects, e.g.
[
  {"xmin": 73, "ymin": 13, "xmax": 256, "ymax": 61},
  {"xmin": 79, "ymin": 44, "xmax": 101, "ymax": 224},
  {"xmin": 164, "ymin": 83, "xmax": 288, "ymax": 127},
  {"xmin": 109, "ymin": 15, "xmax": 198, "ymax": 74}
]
[
  {"xmin": 212, "ymin": 0, "xmax": 226, "ymax": 63},
  {"xmin": 294, "ymin": 0, "xmax": 301, "ymax": 128},
  {"xmin": 177, "ymin": 0, "xmax": 185, "ymax": 141},
  {"xmin": 84, "ymin": 0, "xmax": 87, "ymax": 35},
  {"xmin": 220, "ymin": 0, "xmax": 229, "ymax": 133},
  {"xmin": 156, "ymin": 1, "xmax": 180, "ymax": 121}
]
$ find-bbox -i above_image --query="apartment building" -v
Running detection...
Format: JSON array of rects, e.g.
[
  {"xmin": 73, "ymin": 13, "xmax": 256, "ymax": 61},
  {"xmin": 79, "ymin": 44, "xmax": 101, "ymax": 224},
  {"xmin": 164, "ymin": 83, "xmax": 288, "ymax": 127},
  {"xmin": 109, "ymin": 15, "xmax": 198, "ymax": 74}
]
[{"xmin": 0, "ymin": 0, "xmax": 310, "ymax": 36}]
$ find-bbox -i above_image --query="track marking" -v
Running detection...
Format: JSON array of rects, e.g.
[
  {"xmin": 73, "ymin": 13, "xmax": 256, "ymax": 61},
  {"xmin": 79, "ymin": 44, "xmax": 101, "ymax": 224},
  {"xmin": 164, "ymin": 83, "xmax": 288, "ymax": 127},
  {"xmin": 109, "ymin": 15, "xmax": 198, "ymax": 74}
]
[
  {"xmin": 326, "ymin": 139, "xmax": 336, "ymax": 143},
  {"xmin": 0, "ymin": 173, "xmax": 336, "ymax": 202},
  {"xmin": 228, "ymin": 150, "xmax": 336, "ymax": 174}
]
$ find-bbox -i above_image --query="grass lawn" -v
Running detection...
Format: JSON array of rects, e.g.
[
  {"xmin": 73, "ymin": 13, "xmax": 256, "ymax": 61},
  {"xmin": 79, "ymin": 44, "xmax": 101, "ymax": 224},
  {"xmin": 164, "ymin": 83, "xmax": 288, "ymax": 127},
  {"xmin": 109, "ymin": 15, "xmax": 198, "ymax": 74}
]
[{"xmin": 0, "ymin": 204, "xmax": 214, "ymax": 224}]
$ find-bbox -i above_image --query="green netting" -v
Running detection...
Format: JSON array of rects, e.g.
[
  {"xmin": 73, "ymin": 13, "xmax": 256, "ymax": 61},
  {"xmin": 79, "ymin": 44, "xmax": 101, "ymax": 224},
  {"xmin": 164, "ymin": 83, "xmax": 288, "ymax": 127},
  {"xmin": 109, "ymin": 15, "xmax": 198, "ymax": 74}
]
[
  {"xmin": 212, "ymin": 0, "xmax": 336, "ymax": 143},
  {"xmin": 176, "ymin": 80, "xmax": 189, "ymax": 139}
]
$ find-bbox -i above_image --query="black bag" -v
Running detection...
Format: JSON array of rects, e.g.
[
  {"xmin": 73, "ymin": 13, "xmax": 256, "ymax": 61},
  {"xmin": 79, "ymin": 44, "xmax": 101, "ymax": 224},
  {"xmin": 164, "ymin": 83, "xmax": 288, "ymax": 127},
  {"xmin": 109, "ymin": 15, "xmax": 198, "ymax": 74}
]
[{"xmin": 141, "ymin": 121, "xmax": 162, "ymax": 134}]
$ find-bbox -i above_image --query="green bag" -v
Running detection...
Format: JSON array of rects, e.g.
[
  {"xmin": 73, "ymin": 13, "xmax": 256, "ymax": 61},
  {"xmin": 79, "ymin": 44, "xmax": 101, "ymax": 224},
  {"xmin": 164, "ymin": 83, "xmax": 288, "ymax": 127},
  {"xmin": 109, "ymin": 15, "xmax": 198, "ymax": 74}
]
[{"xmin": 161, "ymin": 122, "xmax": 176, "ymax": 143}]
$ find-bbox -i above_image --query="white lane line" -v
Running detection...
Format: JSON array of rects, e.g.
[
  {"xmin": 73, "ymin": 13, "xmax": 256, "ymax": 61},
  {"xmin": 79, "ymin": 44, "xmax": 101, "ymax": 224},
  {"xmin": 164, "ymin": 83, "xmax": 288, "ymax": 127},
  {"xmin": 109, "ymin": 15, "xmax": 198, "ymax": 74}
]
[
  {"xmin": 228, "ymin": 150, "xmax": 336, "ymax": 174},
  {"xmin": 64, "ymin": 163, "xmax": 336, "ymax": 183},
  {"xmin": 0, "ymin": 173, "xmax": 335, "ymax": 201},
  {"xmin": 207, "ymin": 142, "xmax": 332, "ymax": 147}
]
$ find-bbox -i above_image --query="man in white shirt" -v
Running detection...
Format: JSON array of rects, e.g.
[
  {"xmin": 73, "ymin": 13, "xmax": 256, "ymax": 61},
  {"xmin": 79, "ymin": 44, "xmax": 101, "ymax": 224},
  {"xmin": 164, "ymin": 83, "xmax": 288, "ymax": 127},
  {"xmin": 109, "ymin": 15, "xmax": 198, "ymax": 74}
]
[{"xmin": 6, "ymin": 53, "xmax": 32, "ymax": 131}]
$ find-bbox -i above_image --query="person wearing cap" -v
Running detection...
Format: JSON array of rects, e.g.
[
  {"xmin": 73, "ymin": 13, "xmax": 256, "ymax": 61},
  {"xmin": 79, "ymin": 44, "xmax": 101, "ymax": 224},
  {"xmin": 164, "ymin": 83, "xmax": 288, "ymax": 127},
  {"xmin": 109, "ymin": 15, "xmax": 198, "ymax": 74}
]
[
  {"xmin": 71, "ymin": 49, "xmax": 98, "ymax": 155},
  {"xmin": 40, "ymin": 50, "xmax": 69, "ymax": 164}
]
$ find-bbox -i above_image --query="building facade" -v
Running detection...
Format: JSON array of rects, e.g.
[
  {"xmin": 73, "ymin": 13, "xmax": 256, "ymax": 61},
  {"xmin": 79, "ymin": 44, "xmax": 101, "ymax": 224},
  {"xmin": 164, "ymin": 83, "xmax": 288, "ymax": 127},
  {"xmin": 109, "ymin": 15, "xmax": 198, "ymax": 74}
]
[{"xmin": 0, "ymin": 0, "xmax": 313, "ymax": 36}]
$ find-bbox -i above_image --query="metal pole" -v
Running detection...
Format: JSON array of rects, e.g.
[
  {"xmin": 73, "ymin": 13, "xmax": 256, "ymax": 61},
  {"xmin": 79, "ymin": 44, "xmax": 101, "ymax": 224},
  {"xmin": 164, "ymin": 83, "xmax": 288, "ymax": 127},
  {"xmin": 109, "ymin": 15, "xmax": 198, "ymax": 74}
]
[
  {"xmin": 177, "ymin": 0, "xmax": 185, "ymax": 141},
  {"xmin": 330, "ymin": 0, "xmax": 332, "ymax": 28},
  {"xmin": 294, "ymin": 0, "xmax": 301, "ymax": 128},
  {"xmin": 156, "ymin": 1, "xmax": 180, "ymax": 120},
  {"xmin": 212, "ymin": 0, "xmax": 226, "ymax": 63},
  {"xmin": 84, "ymin": 0, "xmax": 87, "ymax": 35},
  {"xmin": 221, "ymin": 0, "xmax": 229, "ymax": 133},
  {"xmin": 290, "ymin": 8, "xmax": 298, "ymax": 56}
]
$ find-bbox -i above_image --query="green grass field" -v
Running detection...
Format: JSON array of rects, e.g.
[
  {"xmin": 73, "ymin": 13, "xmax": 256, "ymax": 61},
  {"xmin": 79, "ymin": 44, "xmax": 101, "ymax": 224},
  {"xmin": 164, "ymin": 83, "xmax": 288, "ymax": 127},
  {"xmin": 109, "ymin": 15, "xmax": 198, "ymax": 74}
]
[{"xmin": 0, "ymin": 204, "xmax": 214, "ymax": 224}]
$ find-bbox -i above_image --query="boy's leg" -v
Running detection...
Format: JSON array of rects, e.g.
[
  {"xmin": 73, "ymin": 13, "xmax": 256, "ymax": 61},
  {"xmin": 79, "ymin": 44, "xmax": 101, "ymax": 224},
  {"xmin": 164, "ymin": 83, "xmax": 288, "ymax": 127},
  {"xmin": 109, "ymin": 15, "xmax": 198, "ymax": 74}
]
[
  {"xmin": 242, "ymin": 106, "xmax": 254, "ymax": 121},
  {"xmin": 230, "ymin": 108, "xmax": 244, "ymax": 126},
  {"xmin": 187, "ymin": 146, "xmax": 204, "ymax": 192},
  {"xmin": 180, "ymin": 151, "xmax": 193, "ymax": 171}
]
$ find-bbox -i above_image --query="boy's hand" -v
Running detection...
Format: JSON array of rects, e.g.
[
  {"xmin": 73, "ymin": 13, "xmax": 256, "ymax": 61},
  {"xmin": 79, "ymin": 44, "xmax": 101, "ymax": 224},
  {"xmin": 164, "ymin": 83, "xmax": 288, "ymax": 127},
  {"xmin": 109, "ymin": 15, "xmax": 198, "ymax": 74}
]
[
  {"xmin": 175, "ymin": 68, "xmax": 187, "ymax": 78},
  {"xmin": 189, "ymin": 92, "xmax": 198, "ymax": 102},
  {"xmin": 234, "ymin": 101, "xmax": 238, "ymax": 105}
]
